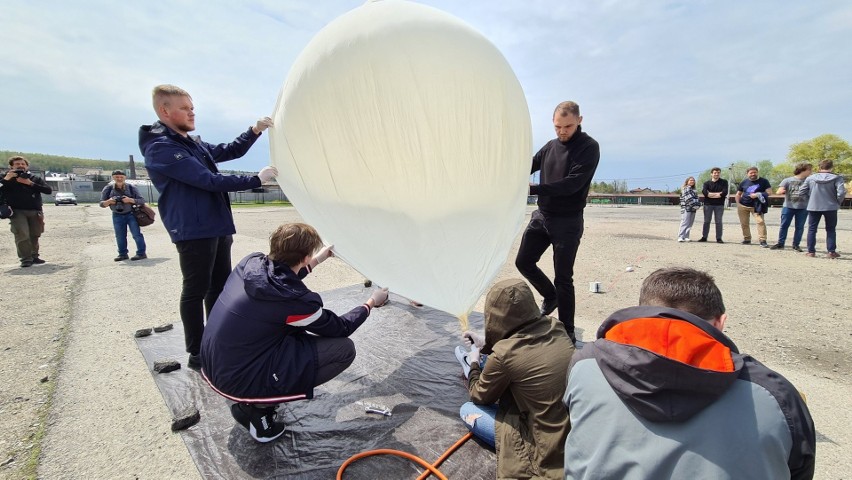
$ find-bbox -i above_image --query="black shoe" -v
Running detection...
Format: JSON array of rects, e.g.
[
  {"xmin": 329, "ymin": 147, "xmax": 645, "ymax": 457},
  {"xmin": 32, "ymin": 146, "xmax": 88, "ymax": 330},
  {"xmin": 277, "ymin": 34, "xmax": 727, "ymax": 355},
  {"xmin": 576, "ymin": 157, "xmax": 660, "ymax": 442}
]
[
  {"xmin": 231, "ymin": 403, "xmax": 286, "ymax": 443},
  {"xmin": 716, "ymin": 239, "xmax": 725, "ymax": 244},
  {"xmin": 760, "ymin": 242, "xmax": 769, "ymax": 248},
  {"xmin": 769, "ymin": 244, "xmax": 784, "ymax": 250},
  {"xmin": 31, "ymin": 257, "xmax": 46, "ymax": 264},
  {"xmin": 114, "ymin": 255, "xmax": 129, "ymax": 261},
  {"xmin": 540, "ymin": 298, "xmax": 558, "ymax": 316},
  {"xmin": 697, "ymin": 237, "xmax": 707, "ymax": 242},
  {"xmin": 792, "ymin": 245, "xmax": 802, "ymax": 252},
  {"xmin": 187, "ymin": 353, "xmax": 202, "ymax": 371},
  {"xmin": 20, "ymin": 260, "xmax": 33, "ymax": 268},
  {"xmin": 131, "ymin": 254, "xmax": 147, "ymax": 261},
  {"xmin": 741, "ymin": 240, "xmax": 751, "ymax": 244}
]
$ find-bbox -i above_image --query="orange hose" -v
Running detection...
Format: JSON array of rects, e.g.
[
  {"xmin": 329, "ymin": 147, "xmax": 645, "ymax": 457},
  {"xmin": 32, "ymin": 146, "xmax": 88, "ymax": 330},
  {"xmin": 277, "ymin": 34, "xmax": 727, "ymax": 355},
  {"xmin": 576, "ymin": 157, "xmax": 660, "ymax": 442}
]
[
  {"xmin": 416, "ymin": 432, "xmax": 473, "ymax": 480},
  {"xmin": 336, "ymin": 432, "xmax": 473, "ymax": 480}
]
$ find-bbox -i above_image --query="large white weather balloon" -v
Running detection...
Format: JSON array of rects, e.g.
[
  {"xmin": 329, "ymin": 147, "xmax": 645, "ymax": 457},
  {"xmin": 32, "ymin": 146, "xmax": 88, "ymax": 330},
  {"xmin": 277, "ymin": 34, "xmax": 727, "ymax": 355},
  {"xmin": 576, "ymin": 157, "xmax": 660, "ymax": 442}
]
[{"xmin": 269, "ymin": 0, "xmax": 531, "ymax": 317}]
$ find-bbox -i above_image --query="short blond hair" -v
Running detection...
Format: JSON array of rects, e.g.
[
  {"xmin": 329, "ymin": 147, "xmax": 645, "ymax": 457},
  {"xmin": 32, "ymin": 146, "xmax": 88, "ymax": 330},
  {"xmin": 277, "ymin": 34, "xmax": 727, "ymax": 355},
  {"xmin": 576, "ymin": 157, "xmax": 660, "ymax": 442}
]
[{"xmin": 152, "ymin": 84, "xmax": 191, "ymax": 111}]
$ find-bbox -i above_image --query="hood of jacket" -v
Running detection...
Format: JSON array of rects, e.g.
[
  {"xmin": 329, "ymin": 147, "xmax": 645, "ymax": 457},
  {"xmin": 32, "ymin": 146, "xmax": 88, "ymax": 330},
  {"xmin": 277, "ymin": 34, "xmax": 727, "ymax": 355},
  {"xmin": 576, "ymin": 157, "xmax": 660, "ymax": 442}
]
[
  {"xmin": 138, "ymin": 121, "xmax": 168, "ymax": 154},
  {"xmin": 239, "ymin": 253, "xmax": 310, "ymax": 302},
  {"xmin": 139, "ymin": 121, "xmax": 202, "ymax": 155},
  {"xmin": 482, "ymin": 279, "xmax": 544, "ymax": 354},
  {"xmin": 592, "ymin": 305, "xmax": 744, "ymax": 422},
  {"xmin": 809, "ymin": 172, "xmax": 841, "ymax": 184}
]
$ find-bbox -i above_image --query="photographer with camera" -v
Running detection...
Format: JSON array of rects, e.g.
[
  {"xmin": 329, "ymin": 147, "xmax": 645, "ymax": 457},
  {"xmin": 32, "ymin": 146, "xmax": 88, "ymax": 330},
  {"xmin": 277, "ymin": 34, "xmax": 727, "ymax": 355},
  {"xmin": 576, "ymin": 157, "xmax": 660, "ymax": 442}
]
[
  {"xmin": 1, "ymin": 156, "xmax": 52, "ymax": 267},
  {"xmin": 100, "ymin": 170, "xmax": 147, "ymax": 261}
]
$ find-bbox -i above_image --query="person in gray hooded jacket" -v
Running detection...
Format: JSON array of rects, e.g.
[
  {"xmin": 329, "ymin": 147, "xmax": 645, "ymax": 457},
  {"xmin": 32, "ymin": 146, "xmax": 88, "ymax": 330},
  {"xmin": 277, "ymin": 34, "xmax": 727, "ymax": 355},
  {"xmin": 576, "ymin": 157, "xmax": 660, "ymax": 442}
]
[
  {"xmin": 798, "ymin": 159, "xmax": 847, "ymax": 258},
  {"xmin": 563, "ymin": 267, "xmax": 815, "ymax": 480}
]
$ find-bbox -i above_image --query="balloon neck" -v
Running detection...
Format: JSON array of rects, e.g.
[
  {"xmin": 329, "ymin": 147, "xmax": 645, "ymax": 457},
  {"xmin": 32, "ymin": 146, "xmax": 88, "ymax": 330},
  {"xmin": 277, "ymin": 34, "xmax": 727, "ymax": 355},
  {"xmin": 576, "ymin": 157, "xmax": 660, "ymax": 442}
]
[{"xmin": 457, "ymin": 312, "xmax": 469, "ymax": 333}]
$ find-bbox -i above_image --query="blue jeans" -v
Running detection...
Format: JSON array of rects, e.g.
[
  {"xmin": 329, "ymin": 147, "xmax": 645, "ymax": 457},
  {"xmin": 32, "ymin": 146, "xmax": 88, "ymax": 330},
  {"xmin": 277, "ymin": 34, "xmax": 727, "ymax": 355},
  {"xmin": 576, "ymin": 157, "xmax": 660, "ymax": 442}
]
[
  {"xmin": 777, "ymin": 207, "xmax": 808, "ymax": 247},
  {"xmin": 112, "ymin": 213, "xmax": 146, "ymax": 256},
  {"xmin": 807, "ymin": 210, "xmax": 838, "ymax": 253},
  {"xmin": 460, "ymin": 402, "xmax": 497, "ymax": 448}
]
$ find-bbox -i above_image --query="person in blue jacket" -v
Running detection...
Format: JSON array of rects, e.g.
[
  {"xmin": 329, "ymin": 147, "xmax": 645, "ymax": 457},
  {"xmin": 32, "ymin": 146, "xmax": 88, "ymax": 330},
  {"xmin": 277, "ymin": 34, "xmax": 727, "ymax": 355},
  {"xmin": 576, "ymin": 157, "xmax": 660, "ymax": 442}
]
[
  {"xmin": 201, "ymin": 222, "xmax": 389, "ymax": 443},
  {"xmin": 138, "ymin": 84, "xmax": 278, "ymax": 370},
  {"xmin": 99, "ymin": 170, "xmax": 147, "ymax": 261}
]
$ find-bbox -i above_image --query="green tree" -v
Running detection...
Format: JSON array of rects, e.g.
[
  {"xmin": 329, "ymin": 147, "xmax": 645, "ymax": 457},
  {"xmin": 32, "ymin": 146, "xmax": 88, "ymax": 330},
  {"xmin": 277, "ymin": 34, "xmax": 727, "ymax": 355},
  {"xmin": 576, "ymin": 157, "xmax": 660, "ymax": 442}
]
[{"xmin": 786, "ymin": 134, "xmax": 852, "ymax": 176}]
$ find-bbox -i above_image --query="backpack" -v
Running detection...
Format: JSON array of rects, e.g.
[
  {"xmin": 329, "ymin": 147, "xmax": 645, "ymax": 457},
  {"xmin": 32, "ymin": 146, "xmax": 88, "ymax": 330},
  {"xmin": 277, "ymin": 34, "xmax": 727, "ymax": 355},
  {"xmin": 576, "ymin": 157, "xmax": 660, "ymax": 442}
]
[{"xmin": 0, "ymin": 188, "xmax": 11, "ymax": 219}]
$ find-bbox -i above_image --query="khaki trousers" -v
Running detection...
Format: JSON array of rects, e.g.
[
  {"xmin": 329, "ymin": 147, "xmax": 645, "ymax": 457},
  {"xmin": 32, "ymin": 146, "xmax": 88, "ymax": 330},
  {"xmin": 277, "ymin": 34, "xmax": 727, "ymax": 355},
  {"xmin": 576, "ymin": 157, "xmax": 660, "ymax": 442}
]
[
  {"xmin": 737, "ymin": 203, "xmax": 766, "ymax": 242},
  {"xmin": 9, "ymin": 209, "xmax": 45, "ymax": 261}
]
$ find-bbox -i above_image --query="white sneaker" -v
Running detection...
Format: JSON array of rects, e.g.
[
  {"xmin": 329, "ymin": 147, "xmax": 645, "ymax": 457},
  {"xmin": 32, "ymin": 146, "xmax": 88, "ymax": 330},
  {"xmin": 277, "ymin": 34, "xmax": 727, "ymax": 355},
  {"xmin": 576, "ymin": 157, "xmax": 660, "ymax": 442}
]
[
  {"xmin": 683, "ymin": 238, "xmax": 691, "ymax": 242},
  {"xmin": 454, "ymin": 345, "xmax": 472, "ymax": 379},
  {"xmin": 677, "ymin": 238, "xmax": 685, "ymax": 242}
]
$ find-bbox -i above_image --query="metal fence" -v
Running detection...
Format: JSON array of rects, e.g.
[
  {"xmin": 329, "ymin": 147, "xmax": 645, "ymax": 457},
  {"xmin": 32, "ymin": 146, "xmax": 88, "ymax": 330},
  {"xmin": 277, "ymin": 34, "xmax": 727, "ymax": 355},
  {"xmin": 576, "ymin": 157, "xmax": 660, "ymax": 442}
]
[{"xmin": 42, "ymin": 185, "xmax": 288, "ymax": 205}]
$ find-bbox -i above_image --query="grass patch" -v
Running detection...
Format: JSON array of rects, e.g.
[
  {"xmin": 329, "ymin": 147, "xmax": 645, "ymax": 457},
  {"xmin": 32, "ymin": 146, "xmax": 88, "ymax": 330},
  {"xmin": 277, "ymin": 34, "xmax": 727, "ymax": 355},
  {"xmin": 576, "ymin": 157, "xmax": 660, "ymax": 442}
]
[
  {"xmin": 17, "ymin": 256, "xmax": 82, "ymax": 478},
  {"xmin": 20, "ymin": 335, "xmax": 63, "ymax": 479}
]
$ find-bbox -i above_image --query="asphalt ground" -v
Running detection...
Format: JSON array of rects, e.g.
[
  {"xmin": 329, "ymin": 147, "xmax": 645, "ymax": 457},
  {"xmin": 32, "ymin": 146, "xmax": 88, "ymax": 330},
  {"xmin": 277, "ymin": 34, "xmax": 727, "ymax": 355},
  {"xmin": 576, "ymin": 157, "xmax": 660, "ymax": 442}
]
[{"xmin": 1, "ymin": 203, "xmax": 849, "ymax": 479}]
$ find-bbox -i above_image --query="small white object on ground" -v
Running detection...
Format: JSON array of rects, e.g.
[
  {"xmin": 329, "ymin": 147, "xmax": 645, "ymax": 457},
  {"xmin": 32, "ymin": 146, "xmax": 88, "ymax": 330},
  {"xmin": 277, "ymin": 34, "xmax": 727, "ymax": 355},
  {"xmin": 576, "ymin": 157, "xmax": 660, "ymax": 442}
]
[{"xmin": 626, "ymin": 266, "xmax": 634, "ymax": 272}]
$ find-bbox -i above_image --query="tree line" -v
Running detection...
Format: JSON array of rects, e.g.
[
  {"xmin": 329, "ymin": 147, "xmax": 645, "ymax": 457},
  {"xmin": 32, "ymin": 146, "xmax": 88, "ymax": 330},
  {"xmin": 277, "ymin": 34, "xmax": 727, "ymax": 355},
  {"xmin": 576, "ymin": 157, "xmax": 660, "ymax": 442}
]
[
  {"xmin": 5, "ymin": 133, "xmax": 851, "ymax": 194},
  {"xmin": 0, "ymin": 150, "xmax": 128, "ymax": 174},
  {"xmin": 594, "ymin": 133, "xmax": 851, "ymax": 194}
]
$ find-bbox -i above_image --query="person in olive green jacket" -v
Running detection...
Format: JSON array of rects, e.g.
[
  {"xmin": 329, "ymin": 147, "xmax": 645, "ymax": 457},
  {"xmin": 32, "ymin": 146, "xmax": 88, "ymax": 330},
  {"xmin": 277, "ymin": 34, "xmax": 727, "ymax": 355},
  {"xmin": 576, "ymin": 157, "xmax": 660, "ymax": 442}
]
[{"xmin": 458, "ymin": 278, "xmax": 574, "ymax": 479}]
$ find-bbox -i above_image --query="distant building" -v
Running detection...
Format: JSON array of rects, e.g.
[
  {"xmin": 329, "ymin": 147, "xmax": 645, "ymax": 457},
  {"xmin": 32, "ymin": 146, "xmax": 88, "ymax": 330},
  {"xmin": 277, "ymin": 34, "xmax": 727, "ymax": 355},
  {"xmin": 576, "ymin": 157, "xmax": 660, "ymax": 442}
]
[{"xmin": 629, "ymin": 187, "xmax": 658, "ymax": 194}]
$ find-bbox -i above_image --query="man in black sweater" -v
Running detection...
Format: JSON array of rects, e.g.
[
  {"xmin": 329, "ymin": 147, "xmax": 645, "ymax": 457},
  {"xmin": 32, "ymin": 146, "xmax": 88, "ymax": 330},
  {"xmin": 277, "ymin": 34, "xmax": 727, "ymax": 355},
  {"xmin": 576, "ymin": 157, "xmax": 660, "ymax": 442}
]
[
  {"xmin": 1, "ymin": 156, "xmax": 53, "ymax": 267},
  {"xmin": 698, "ymin": 167, "xmax": 729, "ymax": 243},
  {"xmin": 514, "ymin": 101, "xmax": 600, "ymax": 343}
]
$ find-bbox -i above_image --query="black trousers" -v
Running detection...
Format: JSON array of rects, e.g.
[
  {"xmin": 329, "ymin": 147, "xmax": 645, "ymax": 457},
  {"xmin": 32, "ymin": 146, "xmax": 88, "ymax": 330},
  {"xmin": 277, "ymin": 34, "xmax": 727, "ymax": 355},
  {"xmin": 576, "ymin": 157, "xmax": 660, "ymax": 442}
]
[
  {"xmin": 515, "ymin": 210, "xmax": 584, "ymax": 337},
  {"xmin": 313, "ymin": 337, "xmax": 357, "ymax": 386},
  {"xmin": 176, "ymin": 235, "xmax": 234, "ymax": 355},
  {"xmin": 241, "ymin": 337, "xmax": 356, "ymax": 407}
]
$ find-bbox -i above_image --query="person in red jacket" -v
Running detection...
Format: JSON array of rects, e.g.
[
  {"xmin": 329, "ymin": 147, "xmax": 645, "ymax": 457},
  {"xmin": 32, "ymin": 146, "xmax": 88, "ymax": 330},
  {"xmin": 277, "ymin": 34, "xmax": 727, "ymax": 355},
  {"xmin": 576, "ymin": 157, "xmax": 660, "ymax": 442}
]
[{"xmin": 201, "ymin": 223, "xmax": 388, "ymax": 443}]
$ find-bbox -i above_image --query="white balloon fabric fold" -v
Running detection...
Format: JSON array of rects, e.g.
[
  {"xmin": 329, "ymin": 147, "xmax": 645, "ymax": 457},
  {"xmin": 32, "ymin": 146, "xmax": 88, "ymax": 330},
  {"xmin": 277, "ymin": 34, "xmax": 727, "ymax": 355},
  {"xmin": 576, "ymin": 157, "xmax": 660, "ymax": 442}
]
[{"xmin": 269, "ymin": 0, "xmax": 531, "ymax": 317}]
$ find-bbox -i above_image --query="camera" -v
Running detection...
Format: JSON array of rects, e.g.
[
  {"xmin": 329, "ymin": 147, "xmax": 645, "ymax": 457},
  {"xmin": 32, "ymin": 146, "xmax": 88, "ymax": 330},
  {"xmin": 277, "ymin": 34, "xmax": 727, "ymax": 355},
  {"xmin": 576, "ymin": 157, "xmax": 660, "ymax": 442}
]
[
  {"xmin": 14, "ymin": 170, "xmax": 32, "ymax": 180},
  {"xmin": 112, "ymin": 195, "xmax": 125, "ymax": 204}
]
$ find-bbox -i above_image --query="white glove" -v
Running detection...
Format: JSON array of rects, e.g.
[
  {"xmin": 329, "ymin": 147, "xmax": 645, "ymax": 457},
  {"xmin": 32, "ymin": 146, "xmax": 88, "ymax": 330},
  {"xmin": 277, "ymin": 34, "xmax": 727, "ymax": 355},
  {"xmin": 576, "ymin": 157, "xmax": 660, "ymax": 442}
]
[
  {"xmin": 254, "ymin": 116, "xmax": 274, "ymax": 133},
  {"xmin": 370, "ymin": 288, "xmax": 389, "ymax": 308},
  {"xmin": 466, "ymin": 346, "xmax": 481, "ymax": 367},
  {"xmin": 258, "ymin": 166, "xmax": 278, "ymax": 182},
  {"xmin": 314, "ymin": 244, "xmax": 334, "ymax": 264},
  {"xmin": 462, "ymin": 330, "xmax": 484, "ymax": 349}
]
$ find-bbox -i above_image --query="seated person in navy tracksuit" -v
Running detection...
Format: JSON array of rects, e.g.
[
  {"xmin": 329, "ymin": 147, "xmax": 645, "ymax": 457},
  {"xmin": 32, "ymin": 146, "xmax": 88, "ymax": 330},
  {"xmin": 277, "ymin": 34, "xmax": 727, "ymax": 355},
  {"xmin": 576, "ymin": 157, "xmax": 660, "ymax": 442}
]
[{"xmin": 200, "ymin": 222, "xmax": 389, "ymax": 442}]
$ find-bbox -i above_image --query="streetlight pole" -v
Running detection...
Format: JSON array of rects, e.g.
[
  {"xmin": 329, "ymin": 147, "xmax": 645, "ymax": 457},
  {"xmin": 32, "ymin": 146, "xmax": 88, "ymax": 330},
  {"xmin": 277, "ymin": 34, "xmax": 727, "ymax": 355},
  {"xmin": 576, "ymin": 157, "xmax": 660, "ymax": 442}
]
[{"xmin": 727, "ymin": 163, "xmax": 734, "ymax": 208}]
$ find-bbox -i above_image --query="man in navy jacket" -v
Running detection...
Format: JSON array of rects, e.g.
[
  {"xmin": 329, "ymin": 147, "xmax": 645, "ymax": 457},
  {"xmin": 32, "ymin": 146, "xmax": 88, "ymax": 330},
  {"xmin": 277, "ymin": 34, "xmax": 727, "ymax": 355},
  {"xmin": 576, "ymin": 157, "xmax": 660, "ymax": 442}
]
[
  {"xmin": 201, "ymin": 223, "xmax": 389, "ymax": 442},
  {"xmin": 139, "ymin": 84, "xmax": 278, "ymax": 369}
]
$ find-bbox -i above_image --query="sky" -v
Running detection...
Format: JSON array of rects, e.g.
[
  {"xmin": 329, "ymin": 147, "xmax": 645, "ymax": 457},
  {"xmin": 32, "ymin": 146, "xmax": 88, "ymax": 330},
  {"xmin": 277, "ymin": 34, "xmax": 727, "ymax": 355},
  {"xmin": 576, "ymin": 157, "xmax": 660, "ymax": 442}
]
[{"xmin": 2, "ymin": 0, "xmax": 851, "ymax": 190}]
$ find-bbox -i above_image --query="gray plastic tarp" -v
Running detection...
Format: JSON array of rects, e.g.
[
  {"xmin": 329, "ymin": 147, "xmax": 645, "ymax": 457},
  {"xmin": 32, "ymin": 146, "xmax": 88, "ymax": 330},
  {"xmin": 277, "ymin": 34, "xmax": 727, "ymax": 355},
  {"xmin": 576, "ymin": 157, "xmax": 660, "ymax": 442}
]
[{"xmin": 136, "ymin": 285, "xmax": 496, "ymax": 479}]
